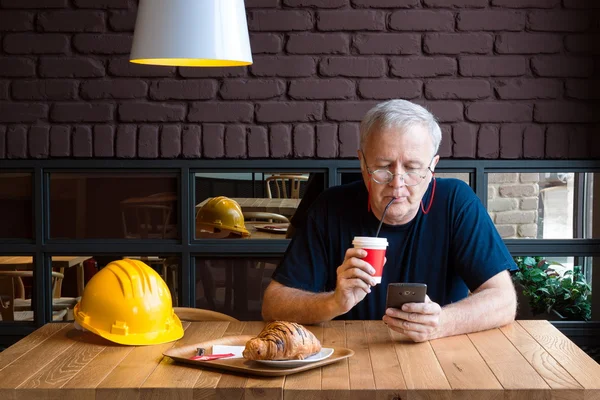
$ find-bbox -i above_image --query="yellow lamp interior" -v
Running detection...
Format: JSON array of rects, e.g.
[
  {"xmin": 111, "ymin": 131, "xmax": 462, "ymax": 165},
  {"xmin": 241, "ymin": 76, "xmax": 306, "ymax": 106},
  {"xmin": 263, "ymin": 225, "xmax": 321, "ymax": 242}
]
[{"xmin": 130, "ymin": 58, "xmax": 252, "ymax": 67}]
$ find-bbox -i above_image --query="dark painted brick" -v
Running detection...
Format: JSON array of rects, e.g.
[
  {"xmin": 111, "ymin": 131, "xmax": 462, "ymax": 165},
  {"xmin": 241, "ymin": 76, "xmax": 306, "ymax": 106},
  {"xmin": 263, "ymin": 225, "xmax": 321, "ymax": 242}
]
[
  {"xmin": 0, "ymin": 126, "xmax": 5, "ymax": 158},
  {"xmin": 93, "ymin": 125, "xmax": 114, "ymax": 157},
  {"xmin": 415, "ymin": 101, "xmax": 464, "ymax": 122},
  {"xmin": 248, "ymin": 126, "xmax": 269, "ymax": 158},
  {"xmin": 563, "ymin": 0, "xmax": 599, "ymax": 7},
  {"xmin": 248, "ymin": 0, "xmax": 280, "ymax": 7},
  {"xmin": 251, "ymin": 56, "xmax": 316, "ymax": 77},
  {"xmin": 339, "ymin": 122, "xmax": 359, "ymax": 157},
  {"xmin": 545, "ymin": 125, "xmax": 570, "ymax": 159},
  {"xmin": 179, "ymin": 66, "xmax": 246, "ymax": 78},
  {"xmin": 317, "ymin": 11, "xmax": 385, "ymax": 31},
  {"xmin": 390, "ymin": 57, "xmax": 456, "ymax": 78},
  {"xmin": 316, "ymin": 124, "xmax": 338, "ymax": 158},
  {"xmin": 0, "ymin": 103, "xmax": 48, "ymax": 123},
  {"xmin": 287, "ymin": 33, "xmax": 349, "ymax": 54},
  {"xmin": 495, "ymin": 33, "xmax": 563, "ymax": 54},
  {"xmin": 352, "ymin": 0, "xmax": 418, "ymax": 6},
  {"xmin": 285, "ymin": 0, "xmax": 348, "ymax": 6},
  {"xmin": 452, "ymin": 123, "xmax": 477, "ymax": 158},
  {"xmin": 326, "ymin": 101, "xmax": 379, "ymax": 122},
  {"xmin": 250, "ymin": 33, "xmax": 284, "ymax": 54},
  {"xmin": 438, "ymin": 124, "xmax": 452, "ymax": 158},
  {"xmin": 0, "ymin": 58, "xmax": 36, "ymax": 77},
  {"xmin": 38, "ymin": 11, "xmax": 105, "ymax": 32},
  {"xmin": 289, "ymin": 79, "xmax": 355, "ymax": 100},
  {"xmin": 50, "ymin": 125, "xmax": 70, "ymax": 157},
  {"xmin": 72, "ymin": 125, "xmax": 92, "ymax": 157},
  {"xmin": 4, "ymin": 33, "xmax": 69, "ymax": 54},
  {"xmin": 6, "ymin": 125, "xmax": 27, "ymax": 159},
  {"xmin": 352, "ymin": 34, "xmax": 420, "ymax": 55},
  {"xmin": 457, "ymin": 11, "xmax": 526, "ymax": 31},
  {"xmin": 389, "ymin": 10, "xmax": 454, "ymax": 31},
  {"xmin": 477, "ymin": 125, "xmax": 499, "ymax": 159},
  {"xmin": 565, "ymin": 34, "xmax": 600, "ymax": 55},
  {"xmin": 51, "ymin": 103, "xmax": 114, "ymax": 122},
  {"xmin": 466, "ymin": 102, "xmax": 532, "ymax": 122},
  {"xmin": 116, "ymin": 124, "xmax": 136, "ymax": 158},
  {"xmin": 592, "ymin": 129, "xmax": 600, "ymax": 159},
  {"xmin": 566, "ymin": 79, "xmax": 600, "ymax": 99},
  {"xmin": 138, "ymin": 125, "xmax": 159, "ymax": 158},
  {"xmin": 160, "ymin": 125, "xmax": 181, "ymax": 158},
  {"xmin": 293, "ymin": 124, "xmax": 315, "ymax": 157},
  {"xmin": 74, "ymin": 33, "xmax": 132, "ymax": 54},
  {"xmin": 548, "ymin": 125, "xmax": 590, "ymax": 159},
  {"xmin": 40, "ymin": 57, "xmax": 105, "ymax": 78},
  {"xmin": 528, "ymin": 11, "xmax": 590, "ymax": 32},
  {"xmin": 119, "ymin": 103, "xmax": 185, "ymax": 122},
  {"xmin": 523, "ymin": 125, "xmax": 545, "ymax": 159},
  {"xmin": 499, "ymin": 124, "xmax": 524, "ymax": 159},
  {"xmin": 1, "ymin": 0, "xmax": 68, "ymax": 8},
  {"xmin": 491, "ymin": 0, "xmax": 560, "ymax": 7},
  {"xmin": 109, "ymin": 11, "xmax": 136, "ymax": 31},
  {"xmin": 221, "ymin": 79, "xmax": 286, "ymax": 100},
  {"xmin": 423, "ymin": 0, "xmax": 488, "ymax": 6},
  {"xmin": 188, "ymin": 102, "xmax": 253, "ymax": 123},
  {"xmin": 459, "ymin": 56, "xmax": 528, "ymax": 77},
  {"xmin": 0, "ymin": 11, "xmax": 34, "ymax": 31},
  {"xmin": 358, "ymin": 79, "xmax": 422, "ymax": 100},
  {"xmin": 225, "ymin": 125, "xmax": 246, "ymax": 158},
  {"xmin": 320, "ymin": 57, "xmax": 386, "ymax": 77},
  {"xmin": 531, "ymin": 56, "xmax": 594, "ymax": 78},
  {"xmin": 495, "ymin": 79, "xmax": 562, "ymax": 100},
  {"xmin": 0, "ymin": 81, "xmax": 7, "ymax": 100},
  {"xmin": 534, "ymin": 101, "xmax": 597, "ymax": 123},
  {"xmin": 28, "ymin": 125, "xmax": 49, "ymax": 158},
  {"xmin": 202, "ymin": 124, "xmax": 224, "ymax": 158},
  {"xmin": 81, "ymin": 79, "xmax": 147, "ymax": 99},
  {"xmin": 269, "ymin": 124, "xmax": 292, "ymax": 158},
  {"xmin": 109, "ymin": 58, "xmax": 176, "ymax": 77},
  {"xmin": 256, "ymin": 102, "xmax": 323, "ymax": 122},
  {"xmin": 12, "ymin": 80, "xmax": 77, "ymax": 100},
  {"xmin": 149, "ymin": 80, "xmax": 217, "ymax": 100},
  {"xmin": 424, "ymin": 33, "xmax": 493, "ymax": 55},
  {"xmin": 73, "ymin": 0, "xmax": 130, "ymax": 8},
  {"xmin": 425, "ymin": 79, "xmax": 491, "ymax": 100},
  {"xmin": 248, "ymin": 10, "xmax": 313, "ymax": 31}
]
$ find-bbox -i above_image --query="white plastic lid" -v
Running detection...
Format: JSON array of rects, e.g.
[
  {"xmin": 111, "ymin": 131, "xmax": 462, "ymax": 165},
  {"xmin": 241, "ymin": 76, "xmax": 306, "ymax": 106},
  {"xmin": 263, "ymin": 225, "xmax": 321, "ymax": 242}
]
[{"xmin": 352, "ymin": 236, "xmax": 388, "ymax": 249}]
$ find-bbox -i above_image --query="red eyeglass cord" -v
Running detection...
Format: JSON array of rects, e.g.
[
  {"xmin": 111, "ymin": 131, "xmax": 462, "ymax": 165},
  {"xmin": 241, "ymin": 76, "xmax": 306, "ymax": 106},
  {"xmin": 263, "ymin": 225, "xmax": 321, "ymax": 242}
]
[{"xmin": 367, "ymin": 174, "xmax": 436, "ymax": 215}]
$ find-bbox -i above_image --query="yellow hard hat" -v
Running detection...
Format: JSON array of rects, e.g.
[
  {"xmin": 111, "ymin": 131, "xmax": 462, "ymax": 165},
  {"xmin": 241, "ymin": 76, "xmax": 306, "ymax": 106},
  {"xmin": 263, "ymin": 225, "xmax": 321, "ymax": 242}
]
[
  {"xmin": 74, "ymin": 258, "xmax": 183, "ymax": 346},
  {"xmin": 196, "ymin": 196, "xmax": 250, "ymax": 237}
]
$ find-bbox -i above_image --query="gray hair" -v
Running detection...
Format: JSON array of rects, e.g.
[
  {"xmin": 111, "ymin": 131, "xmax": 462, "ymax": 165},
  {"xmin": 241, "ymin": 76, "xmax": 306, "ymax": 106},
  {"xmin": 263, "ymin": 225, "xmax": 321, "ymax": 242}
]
[{"xmin": 359, "ymin": 100, "xmax": 442, "ymax": 156}]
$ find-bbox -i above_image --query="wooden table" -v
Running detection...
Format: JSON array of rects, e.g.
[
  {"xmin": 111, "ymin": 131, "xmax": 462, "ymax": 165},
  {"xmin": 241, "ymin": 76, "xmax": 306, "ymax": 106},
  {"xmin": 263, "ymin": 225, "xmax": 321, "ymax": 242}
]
[
  {"xmin": 196, "ymin": 197, "xmax": 301, "ymax": 217},
  {"xmin": 0, "ymin": 320, "xmax": 598, "ymax": 400}
]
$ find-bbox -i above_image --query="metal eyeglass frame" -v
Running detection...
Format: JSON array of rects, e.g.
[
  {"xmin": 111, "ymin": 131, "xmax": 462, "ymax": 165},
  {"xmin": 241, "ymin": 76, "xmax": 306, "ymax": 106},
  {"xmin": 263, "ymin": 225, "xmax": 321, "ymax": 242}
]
[{"xmin": 360, "ymin": 149, "xmax": 435, "ymax": 186}]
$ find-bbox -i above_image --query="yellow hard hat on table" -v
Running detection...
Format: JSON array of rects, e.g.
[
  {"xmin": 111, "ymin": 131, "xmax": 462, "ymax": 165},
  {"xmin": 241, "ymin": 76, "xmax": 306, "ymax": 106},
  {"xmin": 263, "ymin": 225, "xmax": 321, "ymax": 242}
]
[
  {"xmin": 196, "ymin": 196, "xmax": 250, "ymax": 237},
  {"xmin": 74, "ymin": 258, "xmax": 183, "ymax": 345}
]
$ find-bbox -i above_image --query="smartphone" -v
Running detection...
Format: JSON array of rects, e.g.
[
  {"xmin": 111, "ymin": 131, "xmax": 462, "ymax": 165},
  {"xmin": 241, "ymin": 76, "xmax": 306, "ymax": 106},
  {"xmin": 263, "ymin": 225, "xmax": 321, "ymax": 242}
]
[{"xmin": 386, "ymin": 283, "xmax": 427, "ymax": 309}]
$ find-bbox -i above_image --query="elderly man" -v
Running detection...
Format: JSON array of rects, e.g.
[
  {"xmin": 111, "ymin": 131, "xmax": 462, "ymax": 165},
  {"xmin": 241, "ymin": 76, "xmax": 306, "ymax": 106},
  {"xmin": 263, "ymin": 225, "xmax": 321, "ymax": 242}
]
[{"xmin": 262, "ymin": 99, "xmax": 516, "ymax": 342}]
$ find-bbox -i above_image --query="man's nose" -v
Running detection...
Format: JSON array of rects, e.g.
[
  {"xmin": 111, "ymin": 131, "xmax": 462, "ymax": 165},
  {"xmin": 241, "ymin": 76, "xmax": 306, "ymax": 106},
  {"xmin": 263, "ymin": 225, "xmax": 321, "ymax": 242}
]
[{"xmin": 389, "ymin": 173, "xmax": 407, "ymax": 187}]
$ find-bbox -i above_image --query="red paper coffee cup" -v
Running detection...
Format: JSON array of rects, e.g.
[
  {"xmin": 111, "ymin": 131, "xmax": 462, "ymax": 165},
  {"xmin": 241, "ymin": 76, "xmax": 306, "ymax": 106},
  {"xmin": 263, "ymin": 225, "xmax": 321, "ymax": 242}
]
[{"xmin": 352, "ymin": 236, "xmax": 388, "ymax": 284}]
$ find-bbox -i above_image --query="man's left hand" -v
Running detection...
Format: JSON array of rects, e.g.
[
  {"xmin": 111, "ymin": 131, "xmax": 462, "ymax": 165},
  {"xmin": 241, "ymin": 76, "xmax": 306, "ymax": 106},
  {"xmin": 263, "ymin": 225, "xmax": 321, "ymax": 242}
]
[{"xmin": 383, "ymin": 295, "xmax": 443, "ymax": 342}]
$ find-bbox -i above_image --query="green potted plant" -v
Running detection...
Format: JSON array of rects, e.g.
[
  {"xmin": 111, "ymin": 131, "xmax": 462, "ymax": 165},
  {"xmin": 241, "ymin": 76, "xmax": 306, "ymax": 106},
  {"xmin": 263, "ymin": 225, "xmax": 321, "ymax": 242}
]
[{"xmin": 512, "ymin": 256, "xmax": 592, "ymax": 321}]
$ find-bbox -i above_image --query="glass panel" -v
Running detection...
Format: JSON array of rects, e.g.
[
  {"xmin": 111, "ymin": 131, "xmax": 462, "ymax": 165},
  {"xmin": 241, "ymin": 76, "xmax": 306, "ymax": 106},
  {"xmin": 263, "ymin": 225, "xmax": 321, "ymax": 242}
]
[
  {"xmin": 0, "ymin": 255, "xmax": 35, "ymax": 323},
  {"xmin": 435, "ymin": 172, "xmax": 470, "ymax": 186},
  {"xmin": 195, "ymin": 256, "xmax": 282, "ymax": 320},
  {"xmin": 194, "ymin": 172, "xmax": 325, "ymax": 240},
  {"xmin": 49, "ymin": 173, "xmax": 179, "ymax": 239},
  {"xmin": 0, "ymin": 172, "xmax": 33, "ymax": 239},
  {"xmin": 487, "ymin": 172, "xmax": 597, "ymax": 239},
  {"xmin": 56, "ymin": 254, "xmax": 180, "ymax": 322}
]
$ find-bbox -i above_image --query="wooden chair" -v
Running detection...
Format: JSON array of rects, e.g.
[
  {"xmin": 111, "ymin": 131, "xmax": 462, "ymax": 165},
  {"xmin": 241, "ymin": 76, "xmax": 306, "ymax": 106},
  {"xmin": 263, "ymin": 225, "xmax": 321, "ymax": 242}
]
[
  {"xmin": 265, "ymin": 175, "xmax": 308, "ymax": 199},
  {"xmin": 173, "ymin": 307, "xmax": 239, "ymax": 322}
]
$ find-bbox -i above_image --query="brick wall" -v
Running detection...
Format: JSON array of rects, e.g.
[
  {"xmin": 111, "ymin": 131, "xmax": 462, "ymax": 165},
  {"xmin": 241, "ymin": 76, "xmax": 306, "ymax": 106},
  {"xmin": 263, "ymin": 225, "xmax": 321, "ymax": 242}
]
[{"xmin": 0, "ymin": 0, "xmax": 598, "ymax": 160}]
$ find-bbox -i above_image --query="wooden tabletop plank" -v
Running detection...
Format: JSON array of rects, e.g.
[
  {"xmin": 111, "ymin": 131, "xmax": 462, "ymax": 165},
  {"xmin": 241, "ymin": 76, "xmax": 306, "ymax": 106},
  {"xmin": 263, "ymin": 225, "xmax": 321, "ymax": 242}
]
[
  {"xmin": 0, "ymin": 324, "xmax": 66, "ymax": 372},
  {"xmin": 283, "ymin": 324, "xmax": 324, "ymax": 400},
  {"xmin": 518, "ymin": 321, "xmax": 600, "ymax": 396},
  {"xmin": 364, "ymin": 320, "xmax": 406, "ymax": 398},
  {"xmin": 140, "ymin": 322, "xmax": 231, "ymax": 400},
  {"xmin": 346, "ymin": 321, "xmax": 376, "ymax": 392},
  {"xmin": 321, "ymin": 321, "xmax": 350, "ymax": 392},
  {"xmin": 500, "ymin": 323, "xmax": 584, "ymax": 395},
  {"xmin": 430, "ymin": 333, "xmax": 503, "ymax": 400}
]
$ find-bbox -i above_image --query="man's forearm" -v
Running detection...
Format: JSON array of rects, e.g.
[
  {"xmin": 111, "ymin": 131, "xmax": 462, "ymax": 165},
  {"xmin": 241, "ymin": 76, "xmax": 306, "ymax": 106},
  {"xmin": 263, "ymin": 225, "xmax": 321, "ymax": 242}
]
[
  {"xmin": 262, "ymin": 282, "xmax": 340, "ymax": 324},
  {"xmin": 439, "ymin": 287, "xmax": 516, "ymax": 338}
]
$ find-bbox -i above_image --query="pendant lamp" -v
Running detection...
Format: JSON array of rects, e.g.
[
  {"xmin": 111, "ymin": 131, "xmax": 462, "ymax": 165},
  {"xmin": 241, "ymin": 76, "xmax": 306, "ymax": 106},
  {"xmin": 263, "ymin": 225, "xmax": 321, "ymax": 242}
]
[{"xmin": 130, "ymin": 0, "xmax": 253, "ymax": 67}]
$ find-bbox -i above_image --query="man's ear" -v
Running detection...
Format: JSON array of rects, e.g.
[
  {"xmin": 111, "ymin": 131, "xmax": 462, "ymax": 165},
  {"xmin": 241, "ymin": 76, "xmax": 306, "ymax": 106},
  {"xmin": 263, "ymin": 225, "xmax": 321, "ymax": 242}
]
[
  {"xmin": 430, "ymin": 155, "xmax": 440, "ymax": 172},
  {"xmin": 357, "ymin": 149, "xmax": 365, "ymax": 171}
]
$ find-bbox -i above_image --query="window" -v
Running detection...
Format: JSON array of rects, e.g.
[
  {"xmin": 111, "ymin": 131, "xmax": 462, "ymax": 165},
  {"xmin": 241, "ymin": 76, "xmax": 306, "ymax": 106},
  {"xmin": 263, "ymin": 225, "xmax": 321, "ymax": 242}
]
[{"xmin": 0, "ymin": 172, "xmax": 33, "ymax": 239}]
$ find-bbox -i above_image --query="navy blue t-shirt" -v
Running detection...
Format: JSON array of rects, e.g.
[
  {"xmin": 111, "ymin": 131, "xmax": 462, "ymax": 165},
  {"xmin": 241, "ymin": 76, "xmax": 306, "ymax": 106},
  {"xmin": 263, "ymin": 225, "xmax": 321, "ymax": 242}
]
[{"xmin": 271, "ymin": 178, "xmax": 516, "ymax": 320}]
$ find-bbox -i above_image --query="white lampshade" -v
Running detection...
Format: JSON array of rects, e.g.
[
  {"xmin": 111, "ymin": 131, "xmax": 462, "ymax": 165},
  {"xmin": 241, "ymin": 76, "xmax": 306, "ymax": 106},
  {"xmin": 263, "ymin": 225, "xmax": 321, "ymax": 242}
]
[{"xmin": 130, "ymin": 0, "xmax": 253, "ymax": 67}]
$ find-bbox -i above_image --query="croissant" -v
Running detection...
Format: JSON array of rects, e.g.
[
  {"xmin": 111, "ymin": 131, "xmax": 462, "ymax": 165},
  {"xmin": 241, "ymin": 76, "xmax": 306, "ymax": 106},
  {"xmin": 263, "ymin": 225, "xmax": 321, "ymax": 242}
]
[{"xmin": 242, "ymin": 321, "xmax": 322, "ymax": 361}]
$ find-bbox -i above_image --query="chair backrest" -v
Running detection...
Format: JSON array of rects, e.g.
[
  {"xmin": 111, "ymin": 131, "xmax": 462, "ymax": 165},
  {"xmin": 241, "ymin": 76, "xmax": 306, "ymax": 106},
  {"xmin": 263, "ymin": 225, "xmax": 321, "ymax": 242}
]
[
  {"xmin": 0, "ymin": 271, "xmax": 64, "ymax": 321},
  {"xmin": 120, "ymin": 193, "xmax": 177, "ymax": 239},
  {"xmin": 265, "ymin": 175, "xmax": 308, "ymax": 199},
  {"xmin": 173, "ymin": 307, "xmax": 239, "ymax": 322}
]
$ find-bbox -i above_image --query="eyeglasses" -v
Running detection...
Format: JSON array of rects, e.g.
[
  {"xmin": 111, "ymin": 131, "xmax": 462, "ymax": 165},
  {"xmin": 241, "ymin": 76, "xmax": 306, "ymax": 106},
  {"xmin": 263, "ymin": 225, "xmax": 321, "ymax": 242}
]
[{"xmin": 360, "ymin": 150, "xmax": 433, "ymax": 186}]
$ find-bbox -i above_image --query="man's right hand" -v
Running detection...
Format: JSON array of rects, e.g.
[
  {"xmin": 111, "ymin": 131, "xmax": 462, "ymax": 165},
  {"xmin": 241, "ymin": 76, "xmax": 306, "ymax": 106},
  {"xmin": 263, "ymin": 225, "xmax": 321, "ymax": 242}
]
[{"xmin": 333, "ymin": 248, "xmax": 377, "ymax": 314}]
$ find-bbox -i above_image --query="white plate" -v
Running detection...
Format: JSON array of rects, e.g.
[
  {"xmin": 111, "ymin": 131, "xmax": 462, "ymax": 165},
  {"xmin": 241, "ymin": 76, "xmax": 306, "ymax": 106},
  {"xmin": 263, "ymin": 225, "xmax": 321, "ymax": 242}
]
[{"xmin": 254, "ymin": 348, "xmax": 334, "ymax": 368}]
